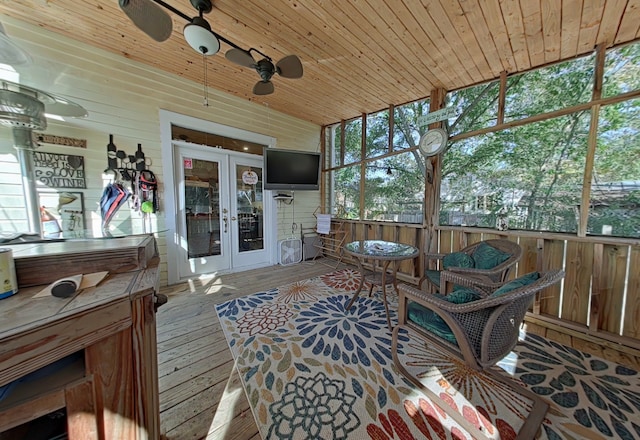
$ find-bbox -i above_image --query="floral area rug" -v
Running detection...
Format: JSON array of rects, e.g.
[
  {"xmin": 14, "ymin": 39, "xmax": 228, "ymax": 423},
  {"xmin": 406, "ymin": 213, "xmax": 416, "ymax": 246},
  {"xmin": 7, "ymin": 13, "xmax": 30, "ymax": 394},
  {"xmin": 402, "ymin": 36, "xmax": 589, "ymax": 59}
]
[{"xmin": 215, "ymin": 269, "xmax": 640, "ymax": 439}]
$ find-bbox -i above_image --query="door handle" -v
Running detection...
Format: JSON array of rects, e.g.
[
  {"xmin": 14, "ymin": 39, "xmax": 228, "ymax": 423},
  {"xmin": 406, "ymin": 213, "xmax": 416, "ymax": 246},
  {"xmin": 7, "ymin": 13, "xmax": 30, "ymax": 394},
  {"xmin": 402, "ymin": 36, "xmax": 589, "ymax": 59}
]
[
  {"xmin": 223, "ymin": 216, "xmax": 228, "ymax": 233},
  {"xmin": 231, "ymin": 216, "xmax": 237, "ymax": 221}
]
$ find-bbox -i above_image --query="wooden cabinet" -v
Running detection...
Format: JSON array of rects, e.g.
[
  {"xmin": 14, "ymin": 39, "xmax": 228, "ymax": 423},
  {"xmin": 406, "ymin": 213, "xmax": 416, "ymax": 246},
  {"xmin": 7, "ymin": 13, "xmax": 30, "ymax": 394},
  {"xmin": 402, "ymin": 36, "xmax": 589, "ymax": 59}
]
[{"xmin": 0, "ymin": 235, "xmax": 161, "ymax": 439}]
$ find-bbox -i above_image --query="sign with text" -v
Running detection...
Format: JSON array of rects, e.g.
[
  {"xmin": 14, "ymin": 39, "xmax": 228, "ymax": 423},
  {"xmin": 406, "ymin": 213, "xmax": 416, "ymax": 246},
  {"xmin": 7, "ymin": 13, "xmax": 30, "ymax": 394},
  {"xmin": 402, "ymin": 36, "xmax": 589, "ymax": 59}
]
[
  {"xmin": 417, "ymin": 107, "xmax": 458, "ymax": 127},
  {"xmin": 33, "ymin": 151, "xmax": 86, "ymax": 189},
  {"xmin": 33, "ymin": 133, "xmax": 87, "ymax": 148}
]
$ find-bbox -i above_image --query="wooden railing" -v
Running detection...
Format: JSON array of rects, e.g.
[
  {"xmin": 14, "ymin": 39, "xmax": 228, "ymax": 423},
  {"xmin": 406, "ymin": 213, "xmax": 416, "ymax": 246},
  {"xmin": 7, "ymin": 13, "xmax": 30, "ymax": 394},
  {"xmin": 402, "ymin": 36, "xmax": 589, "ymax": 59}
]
[{"xmin": 332, "ymin": 220, "xmax": 640, "ymax": 369}]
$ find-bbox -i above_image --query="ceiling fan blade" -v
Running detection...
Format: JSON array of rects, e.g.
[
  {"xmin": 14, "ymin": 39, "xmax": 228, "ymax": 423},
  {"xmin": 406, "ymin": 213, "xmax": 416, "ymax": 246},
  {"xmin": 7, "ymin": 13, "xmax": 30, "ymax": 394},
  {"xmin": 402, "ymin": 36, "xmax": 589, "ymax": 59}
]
[
  {"xmin": 276, "ymin": 55, "xmax": 303, "ymax": 79},
  {"xmin": 225, "ymin": 48, "xmax": 255, "ymax": 68},
  {"xmin": 253, "ymin": 81, "xmax": 274, "ymax": 95},
  {"xmin": 119, "ymin": 0, "xmax": 173, "ymax": 42}
]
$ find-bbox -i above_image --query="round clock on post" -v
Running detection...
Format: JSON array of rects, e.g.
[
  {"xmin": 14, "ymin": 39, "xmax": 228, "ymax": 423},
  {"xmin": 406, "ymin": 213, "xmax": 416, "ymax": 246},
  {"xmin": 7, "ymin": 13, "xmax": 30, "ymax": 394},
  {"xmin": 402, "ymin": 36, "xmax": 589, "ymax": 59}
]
[{"xmin": 418, "ymin": 128, "xmax": 449, "ymax": 157}]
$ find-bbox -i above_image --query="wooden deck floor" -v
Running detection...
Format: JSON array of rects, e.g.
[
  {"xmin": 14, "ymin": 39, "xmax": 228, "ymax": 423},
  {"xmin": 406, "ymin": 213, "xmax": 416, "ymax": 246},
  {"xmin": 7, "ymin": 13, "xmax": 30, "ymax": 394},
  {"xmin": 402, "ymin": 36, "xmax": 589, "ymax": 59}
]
[{"xmin": 157, "ymin": 260, "xmax": 345, "ymax": 440}]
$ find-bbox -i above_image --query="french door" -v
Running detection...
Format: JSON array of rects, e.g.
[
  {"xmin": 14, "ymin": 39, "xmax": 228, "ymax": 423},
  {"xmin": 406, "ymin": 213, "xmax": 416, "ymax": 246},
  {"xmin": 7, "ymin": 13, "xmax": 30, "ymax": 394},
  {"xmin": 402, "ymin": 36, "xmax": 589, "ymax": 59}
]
[{"xmin": 174, "ymin": 143, "xmax": 270, "ymax": 279}]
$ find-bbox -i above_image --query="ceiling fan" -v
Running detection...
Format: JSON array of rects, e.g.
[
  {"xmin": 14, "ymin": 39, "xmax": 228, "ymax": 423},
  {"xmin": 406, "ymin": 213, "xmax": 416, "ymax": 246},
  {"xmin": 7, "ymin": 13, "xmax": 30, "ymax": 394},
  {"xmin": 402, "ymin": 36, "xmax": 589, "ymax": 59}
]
[{"xmin": 118, "ymin": 0, "xmax": 303, "ymax": 95}]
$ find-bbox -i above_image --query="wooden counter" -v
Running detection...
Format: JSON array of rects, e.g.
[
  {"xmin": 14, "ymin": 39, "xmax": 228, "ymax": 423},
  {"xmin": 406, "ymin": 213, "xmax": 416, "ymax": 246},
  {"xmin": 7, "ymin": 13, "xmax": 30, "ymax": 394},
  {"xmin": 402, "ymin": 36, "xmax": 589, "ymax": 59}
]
[{"xmin": 0, "ymin": 235, "xmax": 161, "ymax": 439}]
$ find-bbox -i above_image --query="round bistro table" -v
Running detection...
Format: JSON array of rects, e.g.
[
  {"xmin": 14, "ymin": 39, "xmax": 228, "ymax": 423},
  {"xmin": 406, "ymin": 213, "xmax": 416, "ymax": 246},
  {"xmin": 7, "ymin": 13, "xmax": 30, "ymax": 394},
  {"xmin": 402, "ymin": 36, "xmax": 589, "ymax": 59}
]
[{"xmin": 343, "ymin": 240, "xmax": 419, "ymax": 330}]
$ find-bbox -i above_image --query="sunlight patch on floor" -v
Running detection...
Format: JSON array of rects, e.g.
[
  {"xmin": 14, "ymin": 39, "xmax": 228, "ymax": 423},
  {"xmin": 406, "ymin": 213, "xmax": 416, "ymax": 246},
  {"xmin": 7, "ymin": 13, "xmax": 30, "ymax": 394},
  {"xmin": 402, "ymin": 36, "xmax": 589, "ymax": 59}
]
[{"xmin": 207, "ymin": 365, "xmax": 246, "ymax": 438}]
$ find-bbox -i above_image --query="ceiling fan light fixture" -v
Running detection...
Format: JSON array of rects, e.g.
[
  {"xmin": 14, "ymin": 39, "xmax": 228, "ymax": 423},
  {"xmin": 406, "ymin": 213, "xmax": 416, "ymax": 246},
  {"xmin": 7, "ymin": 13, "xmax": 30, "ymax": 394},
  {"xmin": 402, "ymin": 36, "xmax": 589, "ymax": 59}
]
[{"xmin": 183, "ymin": 17, "xmax": 219, "ymax": 56}]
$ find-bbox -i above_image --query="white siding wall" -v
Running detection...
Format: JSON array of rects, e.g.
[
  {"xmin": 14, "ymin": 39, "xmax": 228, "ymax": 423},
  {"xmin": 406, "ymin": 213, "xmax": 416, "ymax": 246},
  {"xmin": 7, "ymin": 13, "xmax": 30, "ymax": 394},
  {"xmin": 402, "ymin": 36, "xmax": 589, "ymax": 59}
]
[{"xmin": 0, "ymin": 17, "xmax": 321, "ymax": 286}]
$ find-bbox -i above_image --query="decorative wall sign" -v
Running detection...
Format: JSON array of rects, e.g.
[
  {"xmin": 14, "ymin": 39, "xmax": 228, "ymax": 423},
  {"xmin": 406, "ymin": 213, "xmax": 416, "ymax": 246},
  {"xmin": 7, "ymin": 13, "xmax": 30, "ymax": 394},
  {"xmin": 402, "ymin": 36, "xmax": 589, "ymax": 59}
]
[
  {"xmin": 242, "ymin": 170, "xmax": 258, "ymax": 185},
  {"xmin": 37, "ymin": 190, "xmax": 86, "ymax": 236},
  {"xmin": 33, "ymin": 132, "xmax": 87, "ymax": 148},
  {"xmin": 105, "ymin": 135, "xmax": 151, "ymax": 178},
  {"xmin": 33, "ymin": 151, "xmax": 86, "ymax": 189}
]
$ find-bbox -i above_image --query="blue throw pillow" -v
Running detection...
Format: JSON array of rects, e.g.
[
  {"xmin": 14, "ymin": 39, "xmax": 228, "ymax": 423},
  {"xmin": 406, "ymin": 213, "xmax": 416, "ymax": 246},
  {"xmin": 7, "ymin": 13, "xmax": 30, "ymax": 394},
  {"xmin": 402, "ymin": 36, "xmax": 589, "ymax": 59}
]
[
  {"xmin": 443, "ymin": 252, "xmax": 475, "ymax": 270},
  {"xmin": 491, "ymin": 272, "xmax": 540, "ymax": 297},
  {"xmin": 472, "ymin": 242, "xmax": 511, "ymax": 270}
]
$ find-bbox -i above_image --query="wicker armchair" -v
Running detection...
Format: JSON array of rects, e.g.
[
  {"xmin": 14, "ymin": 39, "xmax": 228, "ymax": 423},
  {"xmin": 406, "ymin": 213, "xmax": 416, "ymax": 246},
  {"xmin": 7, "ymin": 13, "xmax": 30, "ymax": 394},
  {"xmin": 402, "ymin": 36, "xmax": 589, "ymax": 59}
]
[
  {"xmin": 419, "ymin": 239, "xmax": 522, "ymax": 295},
  {"xmin": 392, "ymin": 269, "xmax": 565, "ymax": 439}
]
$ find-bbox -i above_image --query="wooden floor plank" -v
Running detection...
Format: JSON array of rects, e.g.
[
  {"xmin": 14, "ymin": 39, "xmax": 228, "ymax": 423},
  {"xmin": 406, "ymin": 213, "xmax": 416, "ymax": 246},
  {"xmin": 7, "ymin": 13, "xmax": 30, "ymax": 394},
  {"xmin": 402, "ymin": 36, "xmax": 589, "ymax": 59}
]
[{"xmin": 157, "ymin": 323, "xmax": 219, "ymax": 355}]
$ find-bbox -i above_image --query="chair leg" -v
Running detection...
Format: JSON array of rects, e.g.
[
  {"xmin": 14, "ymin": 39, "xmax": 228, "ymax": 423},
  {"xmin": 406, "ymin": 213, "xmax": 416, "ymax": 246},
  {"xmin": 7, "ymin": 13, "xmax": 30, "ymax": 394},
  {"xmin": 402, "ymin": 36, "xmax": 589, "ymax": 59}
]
[
  {"xmin": 392, "ymin": 325, "xmax": 547, "ymax": 440},
  {"xmin": 482, "ymin": 368, "xmax": 549, "ymax": 440}
]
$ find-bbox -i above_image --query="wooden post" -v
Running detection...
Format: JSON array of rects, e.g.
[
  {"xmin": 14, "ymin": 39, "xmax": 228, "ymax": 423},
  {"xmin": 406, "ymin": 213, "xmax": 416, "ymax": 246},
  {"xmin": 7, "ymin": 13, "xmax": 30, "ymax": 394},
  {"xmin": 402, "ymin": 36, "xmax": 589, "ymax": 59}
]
[
  {"xmin": 497, "ymin": 71, "xmax": 507, "ymax": 125},
  {"xmin": 339, "ymin": 119, "xmax": 346, "ymax": 166},
  {"xmin": 359, "ymin": 113, "xmax": 367, "ymax": 220},
  {"xmin": 320, "ymin": 126, "xmax": 326, "ymax": 213},
  {"xmin": 388, "ymin": 104, "xmax": 394, "ymax": 153},
  {"xmin": 425, "ymin": 88, "xmax": 447, "ymax": 262},
  {"xmin": 579, "ymin": 44, "xmax": 605, "ymax": 237}
]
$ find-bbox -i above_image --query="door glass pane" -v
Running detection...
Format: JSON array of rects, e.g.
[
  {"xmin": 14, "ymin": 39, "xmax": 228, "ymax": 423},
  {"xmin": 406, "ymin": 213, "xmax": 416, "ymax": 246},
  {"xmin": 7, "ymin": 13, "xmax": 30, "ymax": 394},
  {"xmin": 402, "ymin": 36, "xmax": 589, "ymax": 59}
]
[
  {"xmin": 184, "ymin": 158, "xmax": 220, "ymax": 258},
  {"xmin": 236, "ymin": 164, "xmax": 264, "ymax": 252}
]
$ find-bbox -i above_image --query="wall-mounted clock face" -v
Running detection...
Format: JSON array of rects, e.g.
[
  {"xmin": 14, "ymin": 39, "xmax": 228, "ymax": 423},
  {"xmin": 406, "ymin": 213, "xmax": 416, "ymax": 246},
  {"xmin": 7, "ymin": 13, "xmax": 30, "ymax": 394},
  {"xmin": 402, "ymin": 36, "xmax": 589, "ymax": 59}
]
[{"xmin": 418, "ymin": 128, "xmax": 448, "ymax": 157}]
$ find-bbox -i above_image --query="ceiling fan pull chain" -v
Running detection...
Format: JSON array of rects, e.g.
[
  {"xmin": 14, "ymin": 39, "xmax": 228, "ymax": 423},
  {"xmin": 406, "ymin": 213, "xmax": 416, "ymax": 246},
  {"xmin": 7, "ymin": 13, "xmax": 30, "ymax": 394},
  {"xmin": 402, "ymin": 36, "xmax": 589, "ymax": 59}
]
[{"xmin": 202, "ymin": 52, "xmax": 209, "ymax": 107}]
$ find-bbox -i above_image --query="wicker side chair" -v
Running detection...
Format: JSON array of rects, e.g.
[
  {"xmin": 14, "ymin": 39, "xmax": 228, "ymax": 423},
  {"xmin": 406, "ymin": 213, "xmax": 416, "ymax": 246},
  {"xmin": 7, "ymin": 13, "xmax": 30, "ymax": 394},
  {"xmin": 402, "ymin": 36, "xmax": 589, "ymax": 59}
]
[
  {"xmin": 419, "ymin": 238, "xmax": 523, "ymax": 295},
  {"xmin": 392, "ymin": 269, "xmax": 565, "ymax": 440}
]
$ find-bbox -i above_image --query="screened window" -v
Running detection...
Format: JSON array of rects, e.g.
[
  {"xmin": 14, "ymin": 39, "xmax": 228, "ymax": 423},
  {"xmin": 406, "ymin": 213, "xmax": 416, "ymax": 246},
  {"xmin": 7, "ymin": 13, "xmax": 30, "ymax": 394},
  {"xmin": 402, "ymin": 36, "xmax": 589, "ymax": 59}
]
[
  {"xmin": 325, "ymin": 125, "xmax": 340, "ymax": 168},
  {"xmin": 588, "ymin": 98, "xmax": 640, "ymax": 238},
  {"xmin": 323, "ymin": 43, "xmax": 639, "ymax": 236},
  {"xmin": 344, "ymin": 118, "xmax": 362, "ymax": 164},
  {"xmin": 441, "ymin": 113, "xmax": 590, "ymax": 233},
  {"xmin": 505, "ymin": 55, "xmax": 594, "ymax": 122},
  {"xmin": 363, "ymin": 153, "xmax": 425, "ymax": 222},
  {"xmin": 366, "ymin": 109, "xmax": 389, "ymax": 158},
  {"xmin": 392, "ymin": 99, "xmax": 430, "ymax": 151},
  {"xmin": 331, "ymin": 165, "xmax": 360, "ymax": 219},
  {"xmin": 603, "ymin": 41, "xmax": 640, "ymax": 98},
  {"xmin": 446, "ymin": 80, "xmax": 499, "ymax": 137}
]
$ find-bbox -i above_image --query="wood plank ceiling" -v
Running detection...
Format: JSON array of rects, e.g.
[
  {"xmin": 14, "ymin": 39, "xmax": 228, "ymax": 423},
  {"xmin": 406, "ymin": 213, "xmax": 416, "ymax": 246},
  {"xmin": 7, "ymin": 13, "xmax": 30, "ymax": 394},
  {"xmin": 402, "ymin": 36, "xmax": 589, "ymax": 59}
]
[{"xmin": 0, "ymin": 1, "xmax": 638, "ymax": 127}]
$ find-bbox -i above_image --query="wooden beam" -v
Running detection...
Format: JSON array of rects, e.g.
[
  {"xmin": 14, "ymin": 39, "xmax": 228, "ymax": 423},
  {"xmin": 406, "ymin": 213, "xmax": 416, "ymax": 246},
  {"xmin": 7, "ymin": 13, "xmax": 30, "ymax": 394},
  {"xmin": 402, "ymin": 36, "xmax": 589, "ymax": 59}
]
[
  {"xmin": 359, "ymin": 113, "xmax": 366, "ymax": 220},
  {"xmin": 497, "ymin": 71, "xmax": 507, "ymax": 125},
  {"xmin": 579, "ymin": 44, "xmax": 606, "ymax": 237},
  {"xmin": 425, "ymin": 88, "xmax": 447, "ymax": 260},
  {"xmin": 340, "ymin": 119, "xmax": 346, "ymax": 167},
  {"xmin": 320, "ymin": 127, "xmax": 327, "ymax": 213},
  {"xmin": 388, "ymin": 104, "xmax": 394, "ymax": 153}
]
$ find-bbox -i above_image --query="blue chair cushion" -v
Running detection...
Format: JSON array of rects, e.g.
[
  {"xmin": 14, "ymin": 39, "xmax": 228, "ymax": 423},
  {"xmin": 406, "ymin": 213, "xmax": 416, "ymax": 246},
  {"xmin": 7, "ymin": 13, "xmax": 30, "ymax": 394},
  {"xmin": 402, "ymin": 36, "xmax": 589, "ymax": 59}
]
[
  {"xmin": 442, "ymin": 252, "xmax": 475, "ymax": 270},
  {"xmin": 424, "ymin": 270, "xmax": 470, "ymax": 292},
  {"xmin": 407, "ymin": 288, "xmax": 482, "ymax": 345},
  {"xmin": 424, "ymin": 269, "xmax": 441, "ymax": 287},
  {"xmin": 472, "ymin": 241, "xmax": 511, "ymax": 270},
  {"xmin": 491, "ymin": 272, "xmax": 540, "ymax": 297}
]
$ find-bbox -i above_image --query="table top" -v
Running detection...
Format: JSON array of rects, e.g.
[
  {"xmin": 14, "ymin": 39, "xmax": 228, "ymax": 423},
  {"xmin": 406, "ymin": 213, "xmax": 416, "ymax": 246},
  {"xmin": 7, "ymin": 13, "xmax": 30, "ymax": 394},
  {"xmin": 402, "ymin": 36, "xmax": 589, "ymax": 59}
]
[{"xmin": 344, "ymin": 240, "xmax": 419, "ymax": 260}]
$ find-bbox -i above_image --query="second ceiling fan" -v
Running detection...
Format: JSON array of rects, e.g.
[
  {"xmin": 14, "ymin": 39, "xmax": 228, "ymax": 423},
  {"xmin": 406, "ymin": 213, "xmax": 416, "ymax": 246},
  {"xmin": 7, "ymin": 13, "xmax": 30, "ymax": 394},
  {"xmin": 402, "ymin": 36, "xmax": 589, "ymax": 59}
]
[{"xmin": 119, "ymin": 0, "xmax": 303, "ymax": 95}]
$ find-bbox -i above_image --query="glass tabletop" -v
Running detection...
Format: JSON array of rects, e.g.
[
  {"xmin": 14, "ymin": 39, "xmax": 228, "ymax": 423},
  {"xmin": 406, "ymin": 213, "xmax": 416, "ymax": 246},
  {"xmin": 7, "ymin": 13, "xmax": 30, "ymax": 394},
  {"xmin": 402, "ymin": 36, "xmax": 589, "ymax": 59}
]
[{"xmin": 344, "ymin": 240, "xmax": 419, "ymax": 259}]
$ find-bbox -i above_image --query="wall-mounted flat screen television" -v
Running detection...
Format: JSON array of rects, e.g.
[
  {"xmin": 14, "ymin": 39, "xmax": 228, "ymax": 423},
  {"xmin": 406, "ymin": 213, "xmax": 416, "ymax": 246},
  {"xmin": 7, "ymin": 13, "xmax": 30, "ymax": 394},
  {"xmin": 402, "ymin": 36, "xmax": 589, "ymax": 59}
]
[{"xmin": 263, "ymin": 147, "xmax": 321, "ymax": 191}]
